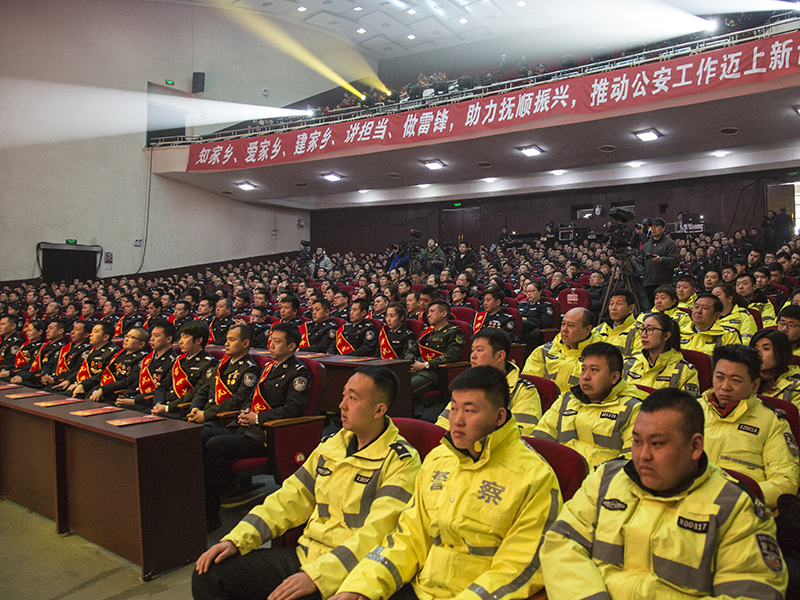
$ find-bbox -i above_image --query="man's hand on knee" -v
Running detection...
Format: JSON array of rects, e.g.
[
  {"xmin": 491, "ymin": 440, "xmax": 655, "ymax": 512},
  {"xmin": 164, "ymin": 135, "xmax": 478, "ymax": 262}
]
[
  {"xmin": 195, "ymin": 540, "xmax": 238, "ymax": 574},
  {"xmin": 268, "ymin": 571, "xmax": 319, "ymax": 600},
  {"xmin": 329, "ymin": 593, "xmax": 369, "ymax": 600}
]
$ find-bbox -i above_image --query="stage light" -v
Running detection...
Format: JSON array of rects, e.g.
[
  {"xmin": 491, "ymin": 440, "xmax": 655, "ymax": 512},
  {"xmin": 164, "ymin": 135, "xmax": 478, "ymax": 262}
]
[
  {"xmin": 353, "ymin": 6, "xmax": 363, "ymax": 11},
  {"xmin": 483, "ymin": 177, "xmax": 498, "ymax": 183},
  {"xmin": 712, "ymin": 150, "xmax": 729, "ymax": 157},
  {"xmin": 407, "ymin": 34, "xmax": 416, "ymax": 40},
  {"xmin": 359, "ymin": 189, "xmax": 369, "ymax": 193},
  {"xmin": 418, "ymin": 184, "xmax": 430, "ymax": 188},
  {"xmin": 629, "ymin": 161, "xmax": 643, "ymax": 168},
  {"xmin": 458, "ymin": 17, "xmax": 468, "ymax": 24},
  {"xmin": 297, "ymin": 6, "xmax": 307, "ymax": 12},
  {"xmin": 407, "ymin": 9, "xmax": 417, "ymax": 15}
]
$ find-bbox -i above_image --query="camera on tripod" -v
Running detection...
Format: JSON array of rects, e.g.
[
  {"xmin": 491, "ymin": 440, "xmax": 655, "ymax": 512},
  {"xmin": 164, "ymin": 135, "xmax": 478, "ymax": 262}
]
[{"xmin": 596, "ymin": 208, "xmax": 635, "ymax": 253}]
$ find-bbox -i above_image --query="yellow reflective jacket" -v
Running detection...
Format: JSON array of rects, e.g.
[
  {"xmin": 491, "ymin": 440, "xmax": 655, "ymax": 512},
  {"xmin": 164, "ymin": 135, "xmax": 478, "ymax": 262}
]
[
  {"xmin": 636, "ymin": 307, "xmax": 690, "ymax": 329},
  {"xmin": 522, "ymin": 331, "xmax": 603, "ymax": 392},
  {"xmin": 222, "ymin": 417, "xmax": 421, "ymax": 597},
  {"xmin": 718, "ymin": 306, "xmax": 758, "ymax": 343},
  {"xmin": 748, "ymin": 299, "xmax": 777, "ymax": 326},
  {"xmin": 531, "ymin": 380, "xmax": 645, "ymax": 468},
  {"xmin": 701, "ymin": 390, "xmax": 800, "ymax": 509},
  {"xmin": 436, "ymin": 363, "xmax": 542, "ymax": 435},
  {"xmin": 622, "ymin": 348, "xmax": 700, "ymax": 396},
  {"xmin": 541, "ymin": 456, "xmax": 788, "ymax": 600},
  {"xmin": 337, "ymin": 416, "xmax": 562, "ymax": 600},
  {"xmin": 760, "ymin": 365, "xmax": 800, "ymax": 409},
  {"xmin": 679, "ymin": 322, "xmax": 740, "ymax": 356},
  {"xmin": 594, "ymin": 314, "xmax": 642, "ymax": 358},
  {"xmin": 678, "ymin": 293, "xmax": 697, "ymax": 311}
]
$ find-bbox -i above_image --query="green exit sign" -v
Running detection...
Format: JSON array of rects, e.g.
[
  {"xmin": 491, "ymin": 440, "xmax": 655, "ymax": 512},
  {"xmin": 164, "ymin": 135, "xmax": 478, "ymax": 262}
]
[{"xmin": 66, "ymin": 239, "xmax": 77, "ymax": 244}]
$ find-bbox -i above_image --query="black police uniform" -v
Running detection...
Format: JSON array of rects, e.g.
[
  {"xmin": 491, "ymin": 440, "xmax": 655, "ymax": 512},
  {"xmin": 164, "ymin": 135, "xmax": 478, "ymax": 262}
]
[
  {"xmin": 300, "ymin": 319, "xmax": 337, "ymax": 353},
  {"xmin": 0, "ymin": 332, "xmax": 24, "ymax": 370},
  {"xmin": 330, "ymin": 306, "xmax": 350, "ymax": 321},
  {"xmin": 209, "ymin": 316, "xmax": 235, "ymax": 345},
  {"xmin": 327, "ymin": 319, "xmax": 378, "ymax": 356},
  {"xmin": 191, "ymin": 355, "xmax": 261, "ymax": 426},
  {"xmin": 46, "ymin": 341, "xmax": 92, "ymax": 385},
  {"xmin": 170, "ymin": 314, "xmax": 194, "ymax": 331},
  {"xmin": 83, "ymin": 349, "xmax": 148, "ymax": 401},
  {"xmin": 383, "ymin": 327, "xmax": 416, "ymax": 358},
  {"xmin": 125, "ymin": 348, "xmax": 177, "ymax": 411},
  {"xmin": 142, "ymin": 314, "xmax": 169, "ymax": 332},
  {"xmin": 117, "ymin": 313, "xmax": 145, "ymax": 337},
  {"xmin": 154, "ymin": 350, "xmax": 218, "ymax": 417},
  {"xmin": 3, "ymin": 339, "xmax": 45, "ymax": 379},
  {"xmin": 475, "ymin": 310, "xmax": 517, "ymax": 338},
  {"xmin": 67, "ymin": 343, "xmax": 119, "ymax": 389},
  {"xmin": 251, "ymin": 322, "xmax": 271, "ymax": 349},
  {"xmin": 518, "ymin": 299, "xmax": 555, "ymax": 353},
  {"xmin": 17, "ymin": 339, "xmax": 66, "ymax": 387}
]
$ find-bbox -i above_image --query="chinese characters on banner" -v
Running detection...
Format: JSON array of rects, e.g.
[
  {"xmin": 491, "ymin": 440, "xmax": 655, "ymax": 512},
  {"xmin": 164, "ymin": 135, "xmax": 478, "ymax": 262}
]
[{"xmin": 187, "ymin": 32, "xmax": 800, "ymax": 173}]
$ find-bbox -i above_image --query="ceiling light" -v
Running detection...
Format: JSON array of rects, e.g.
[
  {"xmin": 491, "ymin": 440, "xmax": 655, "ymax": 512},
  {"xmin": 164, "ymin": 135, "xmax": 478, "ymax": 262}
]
[
  {"xmin": 458, "ymin": 17, "xmax": 468, "ymax": 24},
  {"xmin": 323, "ymin": 173, "xmax": 342, "ymax": 182},
  {"xmin": 551, "ymin": 170, "xmax": 566, "ymax": 176},
  {"xmin": 407, "ymin": 8, "xmax": 417, "ymax": 14},
  {"xmin": 634, "ymin": 129, "xmax": 661, "ymax": 142},
  {"xmin": 629, "ymin": 161, "xmax": 643, "ymax": 168},
  {"xmin": 422, "ymin": 160, "xmax": 445, "ymax": 170},
  {"xmin": 483, "ymin": 177, "xmax": 497, "ymax": 183},
  {"xmin": 418, "ymin": 184, "xmax": 430, "ymax": 188},
  {"xmin": 237, "ymin": 182, "xmax": 256, "ymax": 190},
  {"xmin": 712, "ymin": 150, "xmax": 729, "ymax": 158},
  {"xmin": 358, "ymin": 189, "xmax": 370, "ymax": 193},
  {"xmin": 516, "ymin": 0, "xmax": 526, "ymax": 5},
  {"xmin": 297, "ymin": 5, "xmax": 307, "ymax": 11},
  {"xmin": 356, "ymin": 27, "xmax": 367, "ymax": 34},
  {"xmin": 407, "ymin": 34, "xmax": 416, "ymax": 40},
  {"xmin": 519, "ymin": 145, "xmax": 543, "ymax": 157},
  {"xmin": 353, "ymin": 6, "xmax": 363, "ymax": 10}
]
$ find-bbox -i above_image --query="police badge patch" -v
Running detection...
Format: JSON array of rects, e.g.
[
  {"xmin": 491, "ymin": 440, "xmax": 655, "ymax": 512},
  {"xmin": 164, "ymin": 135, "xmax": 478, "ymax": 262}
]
[
  {"xmin": 365, "ymin": 330, "xmax": 375, "ymax": 341},
  {"xmin": 293, "ymin": 376, "xmax": 308, "ymax": 391},
  {"xmin": 784, "ymin": 432, "xmax": 799, "ymax": 457},
  {"xmin": 756, "ymin": 534, "xmax": 784, "ymax": 572},
  {"xmin": 243, "ymin": 372, "xmax": 257, "ymax": 387}
]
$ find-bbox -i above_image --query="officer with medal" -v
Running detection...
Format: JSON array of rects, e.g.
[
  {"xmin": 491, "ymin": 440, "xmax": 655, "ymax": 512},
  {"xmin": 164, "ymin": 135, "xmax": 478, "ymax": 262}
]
[
  {"xmin": 472, "ymin": 287, "xmax": 517, "ymax": 339},
  {"xmin": 327, "ymin": 299, "xmax": 378, "ymax": 356},
  {"xmin": 52, "ymin": 322, "xmax": 118, "ymax": 397},
  {"xmin": 40, "ymin": 320, "xmax": 92, "ymax": 389},
  {"xmin": 297, "ymin": 298, "xmax": 337, "ymax": 353},
  {"xmin": 379, "ymin": 302, "xmax": 416, "ymax": 360},
  {"xmin": 115, "ymin": 322, "xmax": 177, "ymax": 411},
  {"xmin": 80, "ymin": 327, "xmax": 149, "ymax": 402}
]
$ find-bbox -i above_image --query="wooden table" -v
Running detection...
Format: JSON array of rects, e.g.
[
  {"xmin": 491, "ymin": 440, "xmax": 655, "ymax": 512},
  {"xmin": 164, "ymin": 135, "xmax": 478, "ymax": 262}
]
[
  {"xmin": 0, "ymin": 387, "xmax": 205, "ymax": 579},
  {"xmin": 297, "ymin": 353, "xmax": 413, "ymax": 417}
]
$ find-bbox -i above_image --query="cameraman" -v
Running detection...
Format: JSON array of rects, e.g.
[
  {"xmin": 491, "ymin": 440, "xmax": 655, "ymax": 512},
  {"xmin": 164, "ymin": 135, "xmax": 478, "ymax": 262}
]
[
  {"xmin": 309, "ymin": 247, "xmax": 332, "ymax": 277},
  {"xmin": 641, "ymin": 218, "xmax": 680, "ymax": 305}
]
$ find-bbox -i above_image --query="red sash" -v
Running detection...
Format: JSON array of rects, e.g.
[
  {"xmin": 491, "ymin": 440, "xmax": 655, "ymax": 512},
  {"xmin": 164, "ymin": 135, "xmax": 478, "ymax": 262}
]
[
  {"xmin": 416, "ymin": 309, "xmax": 425, "ymax": 321},
  {"xmin": 114, "ymin": 317, "xmax": 124, "ymax": 337},
  {"xmin": 138, "ymin": 351, "xmax": 157, "ymax": 394},
  {"xmin": 214, "ymin": 356, "xmax": 233, "ymax": 405},
  {"xmin": 335, "ymin": 324, "xmax": 355, "ymax": 355},
  {"xmin": 208, "ymin": 319, "xmax": 216, "ymax": 344},
  {"xmin": 167, "ymin": 315, "xmax": 177, "ymax": 324},
  {"xmin": 172, "ymin": 354, "xmax": 194, "ymax": 397},
  {"xmin": 418, "ymin": 327, "xmax": 444, "ymax": 362},
  {"xmin": 473, "ymin": 311, "xmax": 487, "ymax": 333},
  {"xmin": 298, "ymin": 323, "xmax": 310, "ymax": 348},
  {"xmin": 100, "ymin": 350, "xmax": 125, "ymax": 385},
  {"xmin": 29, "ymin": 342, "xmax": 49, "ymax": 372},
  {"xmin": 250, "ymin": 361, "xmax": 276, "ymax": 413},
  {"xmin": 55, "ymin": 343, "xmax": 72, "ymax": 375},
  {"xmin": 379, "ymin": 328, "xmax": 398, "ymax": 359},
  {"xmin": 142, "ymin": 316, "xmax": 150, "ymax": 330},
  {"xmin": 14, "ymin": 342, "xmax": 30, "ymax": 368},
  {"xmin": 76, "ymin": 355, "xmax": 92, "ymax": 382}
]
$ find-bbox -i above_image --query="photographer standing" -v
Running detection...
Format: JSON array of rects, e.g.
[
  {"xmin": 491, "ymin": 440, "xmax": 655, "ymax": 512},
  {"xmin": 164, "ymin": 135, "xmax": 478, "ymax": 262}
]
[{"xmin": 641, "ymin": 218, "xmax": 680, "ymax": 306}]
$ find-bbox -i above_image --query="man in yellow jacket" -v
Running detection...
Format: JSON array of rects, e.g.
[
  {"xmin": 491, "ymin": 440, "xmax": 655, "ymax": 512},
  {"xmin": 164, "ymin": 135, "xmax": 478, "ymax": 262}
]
[
  {"xmin": 737, "ymin": 273, "xmax": 777, "ymax": 327},
  {"xmin": 523, "ymin": 307, "xmax": 601, "ymax": 392},
  {"xmin": 437, "ymin": 328, "xmax": 541, "ymax": 435},
  {"xmin": 541, "ymin": 388, "xmax": 788, "ymax": 599},
  {"xmin": 680, "ymin": 294, "xmax": 739, "ymax": 356},
  {"xmin": 700, "ymin": 344, "xmax": 799, "ymax": 510},
  {"xmin": 193, "ymin": 366, "xmax": 422, "ymax": 600},
  {"xmin": 532, "ymin": 342, "xmax": 645, "ymax": 468},
  {"xmin": 331, "ymin": 366, "xmax": 562, "ymax": 600},
  {"xmin": 594, "ymin": 289, "xmax": 642, "ymax": 358}
]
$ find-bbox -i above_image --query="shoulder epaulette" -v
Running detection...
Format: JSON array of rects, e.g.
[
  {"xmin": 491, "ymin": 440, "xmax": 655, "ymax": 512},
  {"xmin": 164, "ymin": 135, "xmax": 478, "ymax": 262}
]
[{"xmin": 389, "ymin": 441, "xmax": 413, "ymax": 459}]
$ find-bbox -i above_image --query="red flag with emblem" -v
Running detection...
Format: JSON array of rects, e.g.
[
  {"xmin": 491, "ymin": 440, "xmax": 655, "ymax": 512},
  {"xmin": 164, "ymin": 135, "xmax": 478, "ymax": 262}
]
[
  {"xmin": 171, "ymin": 354, "xmax": 194, "ymax": 397},
  {"xmin": 138, "ymin": 351, "xmax": 157, "ymax": 394},
  {"xmin": 214, "ymin": 355, "xmax": 233, "ymax": 405},
  {"xmin": 378, "ymin": 328, "xmax": 397, "ymax": 359},
  {"xmin": 100, "ymin": 349, "xmax": 125, "ymax": 385},
  {"xmin": 418, "ymin": 327, "xmax": 445, "ymax": 362}
]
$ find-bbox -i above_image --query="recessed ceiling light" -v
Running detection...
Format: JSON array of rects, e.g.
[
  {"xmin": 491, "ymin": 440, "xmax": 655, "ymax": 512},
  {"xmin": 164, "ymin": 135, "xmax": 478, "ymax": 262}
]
[
  {"xmin": 551, "ymin": 169, "xmax": 566, "ymax": 176},
  {"xmin": 418, "ymin": 184, "xmax": 430, "ymax": 188},
  {"xmin": 407, "ymin": 8, "xmax": 417, "ymax": 14},
  {"xmin": 359, "ymin": 189, "xmax": 370, "ymax": 193},
  {"xmin": 712, "ymin": 150, "xmax": 729, "ymax": 158},
  {"xmin": 356, "ymin": 27, "xmax": 366, "ymax": 34},
  {"xmin": 634, "ymin": 129, "xmax": 661, "ymax": 142},
  {"xmin": 323, "ymin": 173, "xmax": 343, "ymax": 182},
  {"xmin": 458, "ymin": 17, "xmax": 468, "ymax": 24},
  {"xmin": 422, "ymin": 160, "xmax": 445, "ymax": 170},
  {"xmin": 296, "ymin": 5, "xmax": 307, "ymax": 11},
  {"xmin": 519, "ymin": 145, "xmax": 543, "ymax": 157},
  {"xmin": 516, "ymin": 0, "xmax": 526, "ymax": 5},
  {"xmin": 407, "ymin": 34, "xmax": 416, "ymax": 40},
  {"xmin": 483, "ymin": 177, "xmax": 497, "ymax": 183},
  {"xmin": 237, "ymin": 182, "xmax": 256, "ymax": 190},
  {"xmin": 353, "ymin": 6, "xmax": 363, "ymax": 10},
  {"xmin": 629, "ymin": 161, "xmax": 643, "ymax": 168}
]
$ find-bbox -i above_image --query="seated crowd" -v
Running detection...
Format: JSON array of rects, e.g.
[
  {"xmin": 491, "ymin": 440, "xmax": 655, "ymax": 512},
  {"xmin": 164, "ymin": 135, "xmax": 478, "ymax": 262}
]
[{"xmin": 2, "ymin": 224, "xmax": 799, "ymax": 598}]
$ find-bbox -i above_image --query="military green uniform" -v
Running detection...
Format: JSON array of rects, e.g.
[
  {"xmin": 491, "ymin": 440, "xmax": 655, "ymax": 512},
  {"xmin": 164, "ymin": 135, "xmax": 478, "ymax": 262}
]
[{"xmin": 404, "ymin": 322, "xmax": 465, "ymax": 399}]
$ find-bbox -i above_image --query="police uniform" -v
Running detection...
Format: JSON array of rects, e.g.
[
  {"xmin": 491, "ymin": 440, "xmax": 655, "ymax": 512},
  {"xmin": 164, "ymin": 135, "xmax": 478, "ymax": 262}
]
[
  {"xmin": 517, "ymin": 299, "xmax": 554, "ymax": 351},
  {"xmin": 677, "ymin": 293, "xmax": 698, "ymax": 311},
  {"xmin": 2, "ymin": 339, "xmax": 44, "ymax": 379},
  {"xmin": 437, "ymin": 363, "xmax": 542, "ymax": 435},
  {"xmin": 194, "ymin": 417, "xmax": 421, "ymax": 600},
  {"xmin": 327, "ymin": 319, "xmax": 378, "ymax": 356},
  {"xmin": 82, "ymin": 349, "xmax": 147, "ymax": 401},
  {"xmin": 299, "ymin": 319, "xmax": 337, "ymax": 353},
  {"xmin": 622, "ymin": 348, "xmax": 700, "ymax": 396},
  {"xmin": 680, "ymin": 322, "xmax": 740, "ymax": 356},
  {"xmin": 472, "ymin": 309, "xmax": 517, "ymax": 340},
  {"xmin": 209, "ymin": 315, "xmax": 235, "ymax": 345},
  {"xmin": 45, "ymin": 341, "xmax": 92, "ymax": 385},
  {"xmin": 748, "ymin": 298, "xmax": 777, "ymax": 327},
  {"xmin": 532, "ymin": 380, "xmax": 646, "ymax": 468},
  {"xmin": 337, "ymin": 416, "xmax": 562, "ymax": 600},
  {"xmin": 761, "ymin": 365, "xmax": 800, "ymax": 409},
  {"xmin": 718, "ymin": 306, "xmax": 758, "ymax": 343},
  {"xmin": 367, "ymin": 310, "xmax": 387, "ymax": 323},
  {"xmin": 379, "ymin": 326, "xmax": 416, "ymax": 360},
  {"xmin": 250, "ymin": 322, "xmax": 271, "ymax": 349},
  {"xmin": 191, "ymin": 354, "xmax": 261, "ymax": 425},
  {"xmin": 279, "ymin": 316, "xmax": 306, "ymax": 330},
  {"xmin": 203, "ymin": 355, "xmax": 312, "ymax": 524},
  {"xmin": 0, "ymin": 332, "xmax": 24, "ymax": 371},
  {"xmin": 541, "ymin": 456, "xmax": 788, "ymax": 599},
  {"xmin": 700, "ymin": 390, "xmax": 799, "ymax": 509},
  {"xmin": 65, "ymin": 342, "xmax": 118, "ymax": 387},
  {"xmin": 125, "ymin": 348, "xmax": 176, "ymax": 411},
  {"xmin": 168, "ymin": 314, "xmax": 193, "ymax": 331},
  {"xmin": 100, "ymin": 314, "xmax": 118, "ymax": 330},
  {"xmin": 522, "ymin": 331, "xmax": 603, "ymax": 392},
  {"xmin": 330, "ymin": 306, "xmax": 350, "ymax": 321},
  {"xmin": 115, "ymin": 313, "xmax": 144, "ymax": 337},
  {"xmin": 636, "ymin": 306, "xmax": 691, "ymax": 330},
  {"xmin": 16, "ymin": 339, "xmax": 66, "ymax": 387},
  {"xmin": 404, "ymin": 323, "xmax": 465, "ymax": 398},
  {"xmin": 594, "ymin": 314, "xmax": 642, "ymax": 358},
  {"xmin": 153, "ymin": 350, "xmax": 217, "ymax": 416},
  {"xmin": 142, "ymin": 314, "xmax": 169, "ymax": 332}
]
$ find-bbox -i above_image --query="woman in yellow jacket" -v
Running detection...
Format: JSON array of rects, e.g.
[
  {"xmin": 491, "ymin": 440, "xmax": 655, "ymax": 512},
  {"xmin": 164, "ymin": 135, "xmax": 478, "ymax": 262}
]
[{"xmin": 751, "ymin": 328, "xmax": 800, "ymax": 408}]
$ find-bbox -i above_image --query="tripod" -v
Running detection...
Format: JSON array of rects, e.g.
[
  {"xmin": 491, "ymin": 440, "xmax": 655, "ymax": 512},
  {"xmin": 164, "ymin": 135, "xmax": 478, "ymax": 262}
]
[{"xmin": 599, "ymin": 250, "xmax": 648, "ymax": 317}]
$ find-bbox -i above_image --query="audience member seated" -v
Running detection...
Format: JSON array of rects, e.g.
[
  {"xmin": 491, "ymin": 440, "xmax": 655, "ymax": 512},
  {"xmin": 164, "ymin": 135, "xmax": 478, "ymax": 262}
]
[
  {"xmin": 209, "ymin": 298, "xmax": 235, "ymax": 345},
  {"xmin": 80, "ymin": 327, "xmax": 149, "ymax": 402},
  {"xmin": 737, "ymin": 272, "xmax": 777, "ymax": 326},
  {"xmin": 777, "ymin": 305, "xmax": 800, "ymax": 355},
  {"xmin": 679, "ymin": 293, "xmax": 739, "ymax": 355},
  {"xmin": 378, "ymin": 302, "xmax": 416, "ymax": 360},
  {"xmin": 639, "ymin": 284, "xmax": 690, "ymax": 329},
  {"xmin": 328, "ymin": 299, "xmax": 378, "ymax": 356},
  {"xmin": 0, "ymin": 319, "xmax": 44, "ymax": 380},
  {"xmin": 751, "ymin": 329, "xmax": 800, "ymax": 407},
  {"xmin": 114, "ymin": 295, "xmax": 144, "ymax": 337},
  {"xmin": 594, "ymin": 290, "xmax": 641, "ymax": 358},
  {"xmin": 9, "ymin": 319, "xmax": 67, "ymax": 388},
  {"xmin": 40, "ymin": 320, "xmax": 92, "ymax": 389},
  {"xmin": 517, "ymin": 279, "xmax": 554, "ymax": 355},
  {"xmin": 676, "ymin": 275, "xmax": 698, "ymax": 311},
  {"xmin": 51, "ymin": 322, "xmax": 118, "ymax": 397},
  {"xmin": 712, "ymin": 282, "xmax": 757, "ymax": 343},
  {"xmin": 472, "ymin": 286, "xmax": 517, "ymax": 338},
  {"xmin": 115, "ymin": 322, "xmax": 177, "ymax": 411},
  {"xmin": 298, "ymin": 298, "xmax": 337, "ymax": 353}
]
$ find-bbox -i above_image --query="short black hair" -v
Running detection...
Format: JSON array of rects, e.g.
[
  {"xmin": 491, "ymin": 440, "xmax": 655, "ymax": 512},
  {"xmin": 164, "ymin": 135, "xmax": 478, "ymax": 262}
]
[
  {"xmin": 754, "ymin": 266, "xmax": 771, "ymax": 278},
  {"xmin": 677, "ymin": 275, "xmax": 698, "ymax": 288},
  {"xmin": 695, "ymin": 293, "xmax": 723, "ymax": 314},
  {"xmin": 610, "ymin": 289, "xmax": 636, "ymax": 306},
  {"xmin": 28, "ymin": 319, "xmax": 46, "ymax": 335},
  {"xmin": 179, "ymin": 321, "xmax": 209, "ymax": 347},
  {"xmin": 280, "ymin": 296, "xmax": 300, "ymax": 311},
  {"xmin": 270, "ymin": 322, "xmax": 301, "ymax": 348},
  {"xmin": 639, "ymin": 388, "xmax": 704, "ymax": 440},
  {"xmin": 1, "ymin": 313, "xmax": 19, "ymax": 327},
  {"xmin": 450, "ymin": 365, "xmax": 509, "ymax": 409},
  {"xmin": 736, "ymin": 273, "xmax": 756, "ymax": 286},
  {"xmin": 429, "ymin": 299, "xmax": 451, "ymax": 318},
  {"xmin": 352, "ymin": 298, "xmax": 369, "ymax": 313},
  {"xmin": 387, "ymin": 302, "xmax": 406, "ymax": 320},
  {"xmin": 581, "ymin": 342, "xmax": 623, "ymax": 375},
  {"xmin": 96, "ymin": 321, "xmax": 115, "ymax": 340},
  {"xmin": 354, "ymin": 365, "xmax": 399, "ymax": 409},
  {"xmin": 229, "ymin": 324, "xmax": 253, "ymax": 345},
  {"xmin": 420, "ymin": 285, "xmax": 439, "ymax": 300},
  {"xmin": 472, "ymin": 328, "xmax": 511, "ymax": 358},
  {"xmin": 312, "ymin": 298, "xmax": 331, "ymax": 312},
  {"xmin": 712, "ymin": 344, "xmax": 761, "ymax": 383},
  {"xmin": 484, "ymin": 287, "xmax": 505, "ymax": 304},
  {"xmin": 153, "ymin": 321, "xmax": 176, "ymax": 341},
  {"xmin": 779, "ymin": 305, "xmax": 800, "ymax": 322},
  {"xmin": 654, "ymin": 285, "xmax": 677, "ymax": 303}
]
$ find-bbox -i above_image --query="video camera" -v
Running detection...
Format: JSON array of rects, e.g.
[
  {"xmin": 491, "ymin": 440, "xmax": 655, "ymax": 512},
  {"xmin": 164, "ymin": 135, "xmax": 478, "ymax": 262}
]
[{"xmin": 596, "ymin": 208, "xmax": 635, "ymax": 252}]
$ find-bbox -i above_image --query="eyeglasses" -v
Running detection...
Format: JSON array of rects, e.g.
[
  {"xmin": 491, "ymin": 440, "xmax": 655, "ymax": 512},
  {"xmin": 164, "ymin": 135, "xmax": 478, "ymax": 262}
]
[
  {"xmin": 640, "ymin": 326, "xmax": 666, "ymax": 336},
  {"xmin": 778, "ymin": 321, "xmax": 800, "ymax": 331},
  {"xmin": 124, "ymin": 334, "xmax": 147, "ymax": 343}
]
